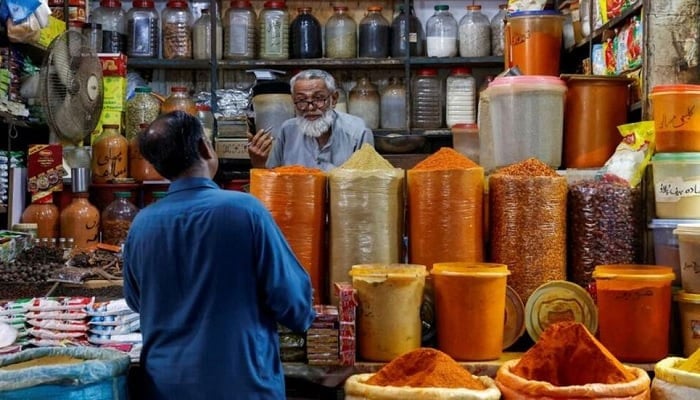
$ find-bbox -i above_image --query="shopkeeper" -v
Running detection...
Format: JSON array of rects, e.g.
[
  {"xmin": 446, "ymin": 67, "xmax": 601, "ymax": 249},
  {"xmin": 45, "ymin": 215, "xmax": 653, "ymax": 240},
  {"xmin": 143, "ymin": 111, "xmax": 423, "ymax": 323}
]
[{"xmin": 247, "ymin": 69, "xmax": 375, "ymax": 171}]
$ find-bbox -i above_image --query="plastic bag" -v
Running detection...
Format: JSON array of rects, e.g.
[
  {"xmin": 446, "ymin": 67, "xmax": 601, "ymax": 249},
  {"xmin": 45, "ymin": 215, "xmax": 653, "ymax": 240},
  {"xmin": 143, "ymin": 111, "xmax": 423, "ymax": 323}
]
[
  {"xmin": 597, "ymin": 121, "xmax": 655, "ymax": 188},
  {"xmin": 652, "ymin": 357, "xmax": 700, "ymax": 400},
  {"xmin": 345, "ymin": 373, "xmax": 502, "ymax": 400}
]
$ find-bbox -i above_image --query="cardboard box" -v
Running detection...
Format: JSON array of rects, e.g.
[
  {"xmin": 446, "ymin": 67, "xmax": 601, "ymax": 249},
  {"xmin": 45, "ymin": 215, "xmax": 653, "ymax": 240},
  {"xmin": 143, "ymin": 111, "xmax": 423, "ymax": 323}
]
[
  {"xmin": 27, "ymin": 144, "xmax": 63, "ymax": 203},
  {"xmin": 98, "ymin": 53, "xmax": 128, "ymax": 77},
  {"xmin": 102, "ymin": 76, "xmax": 127, "ymax": 111}
]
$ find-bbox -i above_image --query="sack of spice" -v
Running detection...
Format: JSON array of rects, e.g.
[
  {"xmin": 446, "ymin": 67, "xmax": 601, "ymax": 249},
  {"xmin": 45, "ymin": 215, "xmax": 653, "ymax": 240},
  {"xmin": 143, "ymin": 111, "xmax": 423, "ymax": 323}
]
[
  {"xmin": 652, "ymin": 353, "xmax": 700, "ymax": 399},
  {"xmin": 495, "ymin": 321, "xmax": 650, "ymax": 399},
  {"xmin": 344, "ymin": 348, "xmax": 501, "ymax": 400}
]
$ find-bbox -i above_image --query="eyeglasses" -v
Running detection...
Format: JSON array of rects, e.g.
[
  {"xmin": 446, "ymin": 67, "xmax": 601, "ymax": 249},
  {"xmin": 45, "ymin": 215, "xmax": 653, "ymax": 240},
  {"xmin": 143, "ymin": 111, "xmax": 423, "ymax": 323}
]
[{"xmin": 293, "ymin": 96, "xmax": 330, "ymax": 111}]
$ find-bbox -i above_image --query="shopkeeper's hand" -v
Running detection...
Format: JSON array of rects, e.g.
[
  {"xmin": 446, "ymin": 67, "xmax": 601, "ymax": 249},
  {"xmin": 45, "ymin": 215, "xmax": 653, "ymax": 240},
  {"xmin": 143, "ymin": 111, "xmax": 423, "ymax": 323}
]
[{"xmin": 247, "ymin": 128, "xmax": 274, "ymax": 169}]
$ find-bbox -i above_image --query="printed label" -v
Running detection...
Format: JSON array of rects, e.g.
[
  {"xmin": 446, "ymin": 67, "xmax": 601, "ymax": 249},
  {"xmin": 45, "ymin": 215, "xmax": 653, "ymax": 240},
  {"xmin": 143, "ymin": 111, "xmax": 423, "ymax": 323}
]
[
  {"xmin": 692, "ymin": 319, "xmax": 700, "ymax": 339},
  {"xmin": 655, "ymin": 177, "xmax": 700, "ymax": 202}
]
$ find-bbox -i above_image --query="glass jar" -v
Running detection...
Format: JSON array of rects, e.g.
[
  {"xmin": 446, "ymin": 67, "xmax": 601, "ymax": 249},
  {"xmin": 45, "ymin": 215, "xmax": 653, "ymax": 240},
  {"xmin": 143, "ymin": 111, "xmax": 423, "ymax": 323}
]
[
  {"xmin": 130, "ymin": 123, "xmax": 164, "ymax": 182},
  {"xmin": 348, "ymin": 77, "xmax": 380, "ymax": 129},
  {"xmin": 91, "ymin": 0, "xmax": 125, "ymax": 53},
  {"xmin": 223, "ymin": 0, "xmax": 256, "ymax": 60},
  {"xmin": 324, "ymin": 5, "xmax": 356, "ymax": 59},
  {"xmin": 458, "ymin": 5, "xmax": 491, "ymax": 57},
  {"xmin": 161, "ymin": 86, "xmax": 197, "ymax": 115},
  {"xmin": 82, "ymin": 22, "xmax": 102, "ymax": 52},
  {"xmin": 101, "ymin": 191, "xmax": 139, "ymax": 246},
  {"xmin": 426, "ymin": 5, "xmax": 457, "ymax": 57},
  {"xmin": 380, "ymin": 77, "xmax": 406, "ymax": 129},
  {"xmin": 390, "ymin": 4, "xmax": 424, "ymax": 57},
  {"xmin": 196, "ymin": 104, "xmax": 214, "ymax": 140},
  {"xmin": 126, "ymin": 86, "xmax": 160, "ymax": 140},
  {"xmin": 126, "ymin": 0, "xmax": 159, "ymax": 58},
  {"xmin": 193, "ymin": 8, "xmax": 222, "ymax": 60},
  {"xmin": 60, "ymin": 193, "xmax": 100, "ymax": 251},
  {"xmin": 290, "ymin": 7, "xmax": 322, "ymax": 59},
  {"xmin": 92, "ymin": 124, "xmax": 129, "ymax": 183},
  {"xmin": 21, "ymin": 199, "xmax": 60, "ymax": 239},
  {"xmin": 490, "ymin": 4, "xmax": 507, "ymax": 56},
  {"xmin": 162, "ymin": 0, "xmax": 193, "ymax": 59},
  {"xmin": 358, "ymin": 6, "xmax": 390, "ymax": 58},
  {"xmin": 412, "ymin": 68, "xmax": 442, "ymax": 129},
  {"xmin": 258, "ymin": 0, "xmax": 289, "ymax": 60},
  {"xmin": 446, "ymin": 67, "xmax": 476, "ymax": 127}
]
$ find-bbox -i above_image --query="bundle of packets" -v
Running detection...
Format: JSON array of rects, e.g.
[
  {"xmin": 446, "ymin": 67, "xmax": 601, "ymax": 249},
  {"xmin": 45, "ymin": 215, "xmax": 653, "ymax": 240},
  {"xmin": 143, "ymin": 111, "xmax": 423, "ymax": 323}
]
[
  {"xmin": 0, "ymin": 151, "xmax": 24, "ymax": 207},
  {"xmin": 279, "ymin": 324, "xmax": 306, "ymax": 363},
  {"xmin": 334, "ymin": 282, "xmax": 358, "ymax": 366},
  {"xmin": 0, "ymin": 298, "xmax": 32, "ymax": 347},
  {"xmin": 87, "ymin": 298, "xmax": 141, "ymax": 361},
  {"xmin": 25, "ymin": 296, "xmax": 94, "ymax": 347},
  {"xmin": 306, "ymin": 305, "xmax": 339, "ymax": 366}
]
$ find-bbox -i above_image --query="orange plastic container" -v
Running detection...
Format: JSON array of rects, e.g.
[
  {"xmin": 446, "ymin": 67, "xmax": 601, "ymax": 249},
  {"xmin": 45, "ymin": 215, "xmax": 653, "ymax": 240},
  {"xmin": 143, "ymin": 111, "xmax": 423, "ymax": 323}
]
[
  {"xmin": 650, "ymin": 84, "xmax": 700, "ymax": 152},
  {"xmin": 593, "ymin": 264, "xmax": 675, "ymax": 363},
  {"xmin": 431, "ymin": 262, "xmax": 510, "ymax": 360},
  {"xmin": 504, "ymin": 11, "xmax": 564, "ymax": 76}
]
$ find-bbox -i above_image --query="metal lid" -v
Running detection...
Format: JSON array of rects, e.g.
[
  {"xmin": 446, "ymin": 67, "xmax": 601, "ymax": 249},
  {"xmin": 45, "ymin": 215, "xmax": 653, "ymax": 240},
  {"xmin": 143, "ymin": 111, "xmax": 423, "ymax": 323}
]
[
  {"xmin": 503, "ymin": 285, "xmax": 525, "ymax": 349},
  {"xmin": 524, "ymin": 280, "xmax": 598, "ymax": 342},
  {"xmin": 71, "ymin": 168, "xmax": 90, "ymax": 193}
]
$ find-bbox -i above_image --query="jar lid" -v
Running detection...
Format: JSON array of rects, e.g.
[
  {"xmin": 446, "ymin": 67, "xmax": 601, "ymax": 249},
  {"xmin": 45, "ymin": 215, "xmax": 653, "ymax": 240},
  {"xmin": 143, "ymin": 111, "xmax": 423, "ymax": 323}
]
[
  {"xmin": 651, "ymin": 84, "xmax": 700, "ymax": 95},
  {"xmin": 114, "ymin": 191, "xmax": 132, "ymax": 198},
  {"xmin": 524, "ymin": 280, "xmax": 598, "ymax": 342},
  {"xmin": 467, "ymin": 4, "xmax": 482, "ymax": 10},
  {"xmin": 263, "ymin": 0, "xmax": 286, "ymax": 9},
  {"xmin": 367, "ymin": 5, "xmax": 382, "ymax": 11},
  {"xmin": 503, "ymin": 285, "xmax": 525, "ymax": 349},
  {"xmin": 559, "ymin": 74, "xmax": 634, "ymax": 85},
  {"xmin": 230, "ymin": 0, "xmax": 252, "ymax": 8},
  {"xmin": 434, "ymin": 4, "xmax": 449, "ymax": 11},
  {"xmin": 297, "ymin": 7, "xmax": 311, "ymax": 12},
  {"xmin": 489, "ymin": 75, "xmax": 567, "ymax": 89},
  {"xmin": 431, "ymin": 262, "xmax": 510, "ymax": 277},
  {"xmin": 649, "ymin": 218, "xmax": 700, "ymax": 229},
  {"xmin": 593, "ymin": 265, "xmax": 676, "ymax": 281},
  {"xmin": 12, "ymin": 223, "xmax": 38, "ymax": 231},
  {"xmin": 509, "ymin": 10, "xmax": 564, "ymax": 18},
  {"xmin": 196, "ymin": 104, "xmax": 211, "ymax": 111},
  {"xmin": 100, "ymin": 0, "xmax": 121, "ymax": 8},
  {"xmin": 152, "ymin": 191, "xmax": 167, "ymax": 198},
  {"xmin": 417, "ymin": 68, "xmax": 438, "ymax": 76},
  {"xmin": 132, "ymin": 0, "xmax": 154, "ymax": 8},
  {"xmin": 674, "ymin": 224, "xmax": 700, "ymax": 237},
  {"xmin": 349, "ymin": 263, "xmax": 428, "ymax": 280},
  {"xmin": 68, "ymin": 21, "xmax": 85, "ymax": 28},
  {"xmin": 652, "ymin": 152, "xmax": 700, "ymax": 163},
  {"xmin": 135, "ymin": 86, "xmax": 153, "ymax": 93},
  {"xmin": 166, "ymin": 0, "xmax": 188, "ymax": 9},
  {"xmin": 676, "ymin": 290, "xmax": 700, "ymax": 304},
  {"xmin": 171, "ymin": 86, "xmax": 188, "ymax": 93},
  {"xmin": 332, "ymin": 5, "xmax": 348, "ymax": 11},
  {"xmin": 451, "ymin": 67, "xmax": 472, "ymax": 75}
]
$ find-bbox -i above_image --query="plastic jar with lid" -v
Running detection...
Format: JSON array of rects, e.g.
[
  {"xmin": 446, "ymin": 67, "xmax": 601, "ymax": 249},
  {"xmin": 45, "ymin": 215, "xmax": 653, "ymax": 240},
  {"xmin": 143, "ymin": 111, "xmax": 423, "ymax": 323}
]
[
  {"xmin": 91, "ymin": 0, "xmax": 125, "ymax": 53},
  {"xmin": 446, "ymin": 67, "xmax": 476, "ymax": 127},
  {"xmin": 358, "ymin": 6, "xmax": 390, "ymax": 58},
  {"xmin": 192, "ymin": 8, "xmax": 222, "ymax": 60},
  {"xmin": 258, "ymin": 0, "xmax": 289, "ymax": 60},
  {"xmin": 101, "ymin": 192, "xmax": 139, "ymax": 246},
  {"xmin": 161, "ymin": 86, "xmax": 197, "ymax": 115},
  {"xmin": 324, "ymin": 5, "xmax": 356, "ymax": 59},
  {"xmin": 223, "ymin": 0, "xmax": 256, "ymax": 60},
  {"xmin": 290, "ymin": 7, "xmax": 322, "ymax": 59},
  {"xmin": 92, "ymin": 124, "xmax": 129, "ymax": 183},
  {"xmin": 21, "ymin": 197, "xmax": 60, "ymax": 239},
  {"xmin": 380, "ymin": 77, "xmax": 406, "ymax": 129},
  {"xmin": 491, "ymin": 4, "xmax": 508, "ymax": 56},
  {"xmin": 390, "ymin": 4, "xmax": 424, "ymax": 57},
  {"xmin": 61, "ymin": 170, "xmax": 100, "ymax": 251},
  {"xmin": 426, "ymin": 5, "xmax": 457, "ymax": 57},
  {"xmin": 126, "ymin": 0, "xmax": 159, "ymax": 57},
  {"xmin": 82, "ymin": 23, "xmax": 102, "ymax": 52},
  {"xmin": 161, "ymin": 0, "xmax": 193, "ymax": 59},
  {"xmin": 458, "ymin": 5, "xmax": 491, "ymax": 57},
  {"xmin": 348, "ymin": 77, "xmax": 380, "ymax": 129},
  {"xmin": 130, "ymin": 123, "xmax": 164, "ymax": 182},
  {"xmin": 412, "ymin": 68, "xmax": 443, "ymax": 129},
  {"xmin": 126, "ymin": 86, "xmax": 160, "ymax": 140}
]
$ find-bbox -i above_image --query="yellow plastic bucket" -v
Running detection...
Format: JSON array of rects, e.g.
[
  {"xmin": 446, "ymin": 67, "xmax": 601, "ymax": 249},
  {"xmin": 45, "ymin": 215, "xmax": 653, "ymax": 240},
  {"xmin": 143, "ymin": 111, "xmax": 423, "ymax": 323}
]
[
  {"xmin": 676, "ymin": 291, "xmax": 700, "ymax": 357},
  {"xmin": 431, "ymin": 262, "xmax": 510, "ymax": 360},
  {"xmin": 350, "ymin": 264, "xmax": 427, "ymax": 362}
]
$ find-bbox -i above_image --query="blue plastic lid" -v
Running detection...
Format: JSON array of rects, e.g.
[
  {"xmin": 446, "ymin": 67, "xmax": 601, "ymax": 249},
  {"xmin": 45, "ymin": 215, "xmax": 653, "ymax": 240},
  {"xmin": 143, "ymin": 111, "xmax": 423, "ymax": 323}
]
[
  {"xmin": 509, "ymin": 10, "xmax": 563, "ymax": 18},
  {"xmin": 652, "ymin": 152, "xmax": 700, "ymax": 163},
  {"xmin": 649, "ymin": 219, "xmax": 700, "ymax": 229}
]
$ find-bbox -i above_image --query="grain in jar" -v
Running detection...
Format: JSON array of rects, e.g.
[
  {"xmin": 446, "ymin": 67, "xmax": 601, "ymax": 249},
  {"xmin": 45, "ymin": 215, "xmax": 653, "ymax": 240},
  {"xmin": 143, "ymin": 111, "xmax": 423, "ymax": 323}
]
[
  {"xmin": 358, "ymin": 6, "xmax": 390, "ymax": 58},
  {"xmin": 161, "ymin": 0, "xmax": 192, "ymax": 59},
  {"xmin": 488, "ymin": 158, "xmax": 567, "ymax": 303},
  {"xmin": 458, "ymin": 5, "xmax": 491, "ymax": 57},
  {"xmin": 425, "ymin": 5, "xmax": 457, "ymax": 57},
  {"xmin": 258, "ymin": 0, "xmax": 289, "ymax": 60},
  {"xmin": 192, "ymin": 8, "xmax": 222, "ymax": 60},
  {"xmin": 126, "ymin": 0, "xmax": 159, "ymax": 58},
  {"xmin": 324, "ymin": 5, "xmax": 356, "ymax": 59},
  {"xmin": 125, "ymin": 86, "xmax": 160, "ymax": 140},
  {"xmin": 161, "ymin": 86, "xmax": 196, "ymax": 115},
  {"xmin": 223, "ymin": 0, "xmax": 256, "ymax": 60},
  {"xmin": 411, "ymin": 68, "xmax": 442, "ymax": 129},
  {"xmin": 445, "ymin": 67, "xmax": 476, "ymax": 127},
  {"xmin": 290, "ymin": 7, "xmax": 322, "ymax": 59},
  {"xmin": 101, "ymin": 192, "xmax": 139, "ymax": 246},
  {"xmin": 491, "ymin": 4, "xmax": 508, "ymax": 56}
]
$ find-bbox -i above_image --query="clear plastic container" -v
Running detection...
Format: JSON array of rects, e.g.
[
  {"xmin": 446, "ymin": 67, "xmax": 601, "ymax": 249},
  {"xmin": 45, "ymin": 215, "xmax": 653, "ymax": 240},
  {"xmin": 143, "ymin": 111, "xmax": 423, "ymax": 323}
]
[
  {"xmin": 324, "ymin": 5, "xmax": 356, "ymax": 59},
  {"xmin": 411, "ymin": 68, "xmax": 442, "ymax": 129},
  {"xmin": 126, "ymin": 0, "xmax": 159, "ymax": 58},
  {"xmin": 348, "ymin": 77, "xmax": 379, "ymax": 130},
  {"xmin": 649, "ymin": 218, "xmax": 696, "ymax": 286},
  {"xmin": 161, "ymin": 86, "xmax": 196, "ymax": 115},
  {"xmin": 92, "ymin": 124, "xmax": 129, "ymax": 183},
  {"xmin": 425, "ymin": 5, "xmax": 457, "ymax": 57},
  {"xmin": 446, "ymin": 67, "xmax": 476, "ymax": 127},
  {"xmin": 223, "ymin": 0, "xmax": 256, "ymax": 60},
  {"xmin": 505, "ymin": 11, "xmax": 565, "ymax": 75},
  {"xmin": 390, "ymin": 4, "xmax": 424, "ymax": 57},
  {"xmin": 290, "ymin": 7, "xmax": 322, "ymax": 59},
  {"xmin": 452, "ymin": 123, "xmax": 479, "ymax": 163},
  {"xmin": 125, "ymin": 86, "xmax": 160, "ymax": 140},
  {"xmin": 652, "ymin": 153, "xmax": 700, "ymax": 219},
  {"xmin": 380, "ymin": 77, "xmax": 406, "ymax": 129},
  {"xmin": 458, "ymin": 5, "xmax": 491, "ymax": 57},
  {"xmin": 491, "ymin": 4, "xmax": 508, "ymax": 56},
  {"xmin": 91, "ymin": 0, "xmax": 125, "ymax": 53},
  {"xmin": 82, "ymin": 22, "xmax": 102, "ymax": 52},
  {"xmin": 649, "ymin": 85, "xmax": 700, "ymax": 152},
  {"xmin": 101, "ymin": 192, "xmax": 139, "ymax": 246},
  {"xmin": 192, "ymin": 8, "xmax": 222, "ymax": 60},
  {"xmin": 674, "ymin": 224, "xmax": 700, "ymax": 293},
  {"xmin": 258, "ymin": 0, "xmax": 289, "ymax": 60},
  {"xmin": 358, "ymin": 6, "xmax": 390, "ymax": 58},
  {"xmin": 161, "ymin": 0, "xmax": 193, "ymax": 59}
]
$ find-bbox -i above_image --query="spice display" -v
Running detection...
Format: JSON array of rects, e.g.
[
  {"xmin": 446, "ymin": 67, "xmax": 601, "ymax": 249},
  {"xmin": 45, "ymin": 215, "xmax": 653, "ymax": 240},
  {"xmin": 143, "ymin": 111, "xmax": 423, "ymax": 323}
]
[
  {"xmin": 490, "ymin": 4, "xmax": 507, "ymax": 56},
  {"xmin": 101, "ymin": 192, "xmax": 139, "ymax": 246},
  {"xmin": 258, "ymin": 0, "xmax": 289, "ymax": 60},
  {"xmin": 91, "ymin": 125, "xmax": 128, "ymax": 184},
  {"xmin": 21, "ymin": 201, "xmax": 60, "ymax": 239},
  {"xmin": 223, "ymin": 0, "xmax": 256, "ymax": 60},
  {"xmin": 126, "ymin": 0, "xmax": 159, "ymax": 58},
  {"xmin": 511, "ymin": 322, "xmax": 635, "ymax": 386},
  {"xmin": 125, "ymin": 86, "xmax": 160, "ymax": 140},
  {"xmin": 358, "ymin": 6, "xmax": 390, "ymax": 58},
  {"xmin": 324, "ymin": 5, "xmax": 356, "ymax": 59},
  {"xmin": 458, "ymin": 5, "xmax": 491, "ymax": 57},
  {"xmin": 162, "ymin": 0, "xmax": 193, "ymax": 59},
  {"xmin": 379, "ymin": 77, "xmax": 406, "ymax": 129},
  {"xmin": 0, "ymin": 246, "xmax": 64, "ymax": 283},
  {"xmin": 290, "ymin": 8, "xmax": 322, "ymax": 59},
  {"xmin": 348, "ymin": 77, "xmax": 379, "ymax": 130},
  {"xmin": 192, "ymin": 8, "xmax": 222, "ymax": 60},
  {"xmin": 408, "ymin": 148, "xmax": 483, "ymax": 269},
  {"xmin": 568, "ymin": 180, "xmax": 642, "ymax": 287},
  {"xmin": 412, "ymin": 68, "xmax": 442, "ymax": 129},
  {"xmin": 505, "ymin": 12, "xmax": 564, "ymax": 75},
  {"xmin": 60, "ymin": 193, "xmax": 100, "ymax": 251},
  {"xmin": 426, "ymin": 5, "xmax": 458, "ymax": 57},
  {"xmin": 489, "ymin": 158, "xmax": 567, "ymax": 302},
  {"xmin": 678, "ymin": 348, "xmax": 700, "ymax": 372},
  {"xmin": 366, "ymin": 348, "xmax": 486, "ymax": 389},
  {"xmin": 0, "ymin": 355, "xmax": 84, "ymax": 371}
]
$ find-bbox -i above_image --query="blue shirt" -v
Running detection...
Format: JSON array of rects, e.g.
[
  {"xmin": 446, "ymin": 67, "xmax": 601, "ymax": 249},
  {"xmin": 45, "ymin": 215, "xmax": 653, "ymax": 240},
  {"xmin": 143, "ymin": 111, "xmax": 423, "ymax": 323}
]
[
  {"xmin": 123, "ymin": 177, "xmax": 315, "ymax": 400},
  {"xmin": 266, "ymin": 111, "xmax": 374, "ymax": 171}
]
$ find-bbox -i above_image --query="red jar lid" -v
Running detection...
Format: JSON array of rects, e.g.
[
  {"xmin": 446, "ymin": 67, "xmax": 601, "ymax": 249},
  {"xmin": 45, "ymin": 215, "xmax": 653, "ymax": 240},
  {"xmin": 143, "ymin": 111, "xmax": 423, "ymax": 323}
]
[
  {"xmin": 132, "ymin": 0, "xmax": 154, "ymax": 8},
  {"xmin": 166, "ymin": 0, "xmax": 188, "ymax": 9},
  {"xmin": 297, "ymin": 7, "xmax": 311, "ymax": 13},
  {"xmin": 651, "ymin": 84, "xmax": 700, "ymax": 94},
  {"xmin": 367, "ymin": 5, "xmax": 382, "ymax": 12},
  {"xmin": 230, "ymin": 0, "xmax": 252, "ymax": 8},
  {"xmin": 417, "ymin": 68, "xmax": 438, "ymax": 76},
  {"xmin": 171, "ymin": 86, "xmax": 188, "ymax": 93},
  {"xmin": 100, "ymin": 0, "xmax": 121, "ymax": 8},
  {"xmin": 467, "ymin": 4, "xmax": 482, "ymax": 10},
  {"xmin": 333, "ymin": 5, "xmax": 348, "ymax": 11},
  {"xmin": 451, "ymin": 67, "xmax": 472, "ymax": 75},
  {"xmin": 263, "ymin": 1, "xmax": 285, "ymax": 9}
]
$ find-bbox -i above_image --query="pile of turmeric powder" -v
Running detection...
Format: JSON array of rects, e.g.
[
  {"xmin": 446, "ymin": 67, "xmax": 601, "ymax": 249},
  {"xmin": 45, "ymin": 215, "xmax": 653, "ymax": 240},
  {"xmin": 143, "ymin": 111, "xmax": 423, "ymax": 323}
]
[
  {"xmin": 512, "ymin": 321, "xmax": 635, "ymax": 386},
  {"xmin": 272, "ymin": 165, "xmax": 324, "ymax": 174},
  {"xmin": 365, "ymin": 348, "xmax": 486, "ymax": 390},
  {"xmin": 677, "ymin": 348, "xmax": 700, "ymax": 373}
]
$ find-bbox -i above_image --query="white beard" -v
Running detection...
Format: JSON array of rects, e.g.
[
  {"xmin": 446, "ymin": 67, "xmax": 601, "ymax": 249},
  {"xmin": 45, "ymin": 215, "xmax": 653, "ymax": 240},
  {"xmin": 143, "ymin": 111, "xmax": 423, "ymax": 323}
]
[{"xmin": 297, "ymin": 110, "xmax": 335, "ymax": 138}]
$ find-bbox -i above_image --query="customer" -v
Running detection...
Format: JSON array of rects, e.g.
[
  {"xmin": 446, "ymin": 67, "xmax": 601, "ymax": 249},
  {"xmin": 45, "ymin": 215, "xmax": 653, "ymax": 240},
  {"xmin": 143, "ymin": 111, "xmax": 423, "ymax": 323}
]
[
  {"xmin": 123, "ymin": 111, "xmax": 315, "ymax": 399},
  {"xmin": 248, "ymin": 69, "xmax": 374, "ymax": 171}
]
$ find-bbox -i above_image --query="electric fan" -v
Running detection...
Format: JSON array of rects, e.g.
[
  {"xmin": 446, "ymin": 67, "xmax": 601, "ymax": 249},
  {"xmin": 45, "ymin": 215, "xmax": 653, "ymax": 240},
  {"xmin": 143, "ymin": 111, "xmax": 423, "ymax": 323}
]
[{"xmin": 40, "ymin": 30, "xmax": 103, "ymax": 173}]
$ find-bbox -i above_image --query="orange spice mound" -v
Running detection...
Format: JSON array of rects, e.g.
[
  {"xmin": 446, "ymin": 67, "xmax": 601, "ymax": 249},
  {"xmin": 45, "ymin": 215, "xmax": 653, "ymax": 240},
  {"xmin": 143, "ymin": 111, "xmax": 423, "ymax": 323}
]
[
  {"xmin": 494, "ymin": 158, "xmax": 559, "ymax": 177},
  {"xmin": 412, "ymin": 147, "xmax": 478, "ymax": 171},
  {"xmin": 272, "ymin": 165, "xmax": 324, "ymax": 174},
  {"xmin": 365, "ymin": 348, "xmax": 486, "ymax": 390},
  {"xmin": 511, "ymin": 322, "xmax": 635, "ymax": 386}
]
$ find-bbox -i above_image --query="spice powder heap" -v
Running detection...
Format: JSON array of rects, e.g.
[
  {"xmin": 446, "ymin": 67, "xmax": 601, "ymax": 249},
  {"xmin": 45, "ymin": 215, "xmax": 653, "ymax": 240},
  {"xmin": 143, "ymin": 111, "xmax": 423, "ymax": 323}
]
[
  {"xmin": 412, "ymin": 147, "xmax": 478, "ymax": 170},
  {"xmin": 365, "ymin": 348, "xmax": 486, "ymax": 390},
  {"xmin": 677, "ymin": 347, "xmax": 700, "ymax": 373},
  {"xmin": 273, "ymin": 165, "xmax": 324, "ymax": 174},
  {"xmin": 494, "ymin": 157, "xmax": 559, "ymax": 176},
  {"xmin": 512, "ymin": 321, "xmax": 635, "ymax": 386},
  {"xmin": 341, "ymin": 143, "xmax": 394, "ymax": 170}
]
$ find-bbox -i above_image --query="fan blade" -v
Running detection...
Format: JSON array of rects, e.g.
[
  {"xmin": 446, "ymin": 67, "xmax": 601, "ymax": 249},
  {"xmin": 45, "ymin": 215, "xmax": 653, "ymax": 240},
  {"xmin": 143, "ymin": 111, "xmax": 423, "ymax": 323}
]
[{"xmin": 48, "ymin": 31, "xmax": 83, "ymax": 88}]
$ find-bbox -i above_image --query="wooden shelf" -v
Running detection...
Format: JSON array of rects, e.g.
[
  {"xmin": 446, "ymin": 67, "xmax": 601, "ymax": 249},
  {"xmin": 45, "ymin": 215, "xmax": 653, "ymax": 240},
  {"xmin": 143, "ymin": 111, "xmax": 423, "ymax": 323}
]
[{"xmin": 573, "ymin": 1, "xmax": 643, "ymax": 50}]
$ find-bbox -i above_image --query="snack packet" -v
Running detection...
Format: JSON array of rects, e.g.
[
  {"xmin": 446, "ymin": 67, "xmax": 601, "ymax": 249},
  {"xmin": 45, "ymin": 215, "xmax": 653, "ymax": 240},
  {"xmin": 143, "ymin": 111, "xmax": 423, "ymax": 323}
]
[{"xmin": 597, "ymin": 121, "xmax": 655, "ymax": 187}]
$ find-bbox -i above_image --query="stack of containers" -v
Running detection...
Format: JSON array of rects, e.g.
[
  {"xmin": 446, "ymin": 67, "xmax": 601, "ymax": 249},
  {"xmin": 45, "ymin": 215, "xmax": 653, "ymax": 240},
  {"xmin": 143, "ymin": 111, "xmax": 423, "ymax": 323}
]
[
  {"xmin": 25, "ymin": 297, "xmax": 93, "ymax": 347},
  {"xmin": 306, "ymin": 305, "xmax": 340, "ymax": 366},
  {"xmin": 649, "ymin": 84, "xmax": 700, "ymax": 357},
  {"xmin": 0, "ymin": 299, "xmax": 31, "ymax": 348},
  {"xmin": 86, "ymin": 298, "xmax": 142, "ymax": 362}
]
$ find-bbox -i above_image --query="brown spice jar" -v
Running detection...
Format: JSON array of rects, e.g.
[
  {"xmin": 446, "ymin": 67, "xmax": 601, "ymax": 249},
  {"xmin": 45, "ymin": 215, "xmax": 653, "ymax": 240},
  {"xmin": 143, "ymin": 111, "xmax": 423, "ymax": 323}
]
[
  {"xmin": 92, "ymin": 126, "xmax": 129, "ymax": 183},
  {"xmin": 129, "ymin": 137, "xmax": 163, "ymax": 181},
  {"xmin": 60, "ymin": 194, "xmax": 100, "ymax": 250},
  {"xmin": 21, "ymin": 202, "xmax": 60, "ymax": 239}
]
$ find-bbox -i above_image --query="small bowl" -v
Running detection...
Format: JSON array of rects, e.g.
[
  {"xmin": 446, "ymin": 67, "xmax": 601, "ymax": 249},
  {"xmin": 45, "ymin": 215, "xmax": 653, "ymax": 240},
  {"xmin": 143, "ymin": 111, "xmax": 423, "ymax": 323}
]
[{"xmin": 374, "ymin": 134, "xmax": 426, "ymax": 154}]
